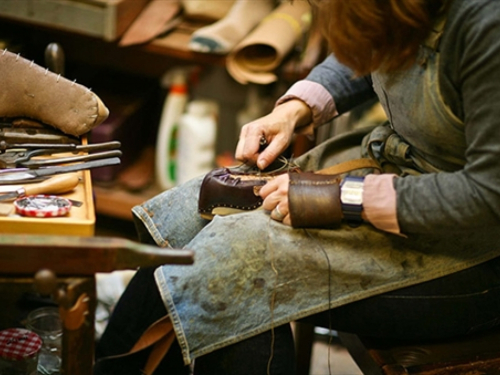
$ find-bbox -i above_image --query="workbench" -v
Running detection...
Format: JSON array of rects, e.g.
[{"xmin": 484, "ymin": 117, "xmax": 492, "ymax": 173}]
[{"xmin": 0, "ymin": 167, "xmax": 194, "ymax": 374}]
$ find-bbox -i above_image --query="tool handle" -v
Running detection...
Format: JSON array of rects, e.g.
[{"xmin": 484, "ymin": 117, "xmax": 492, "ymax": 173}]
[{"xmin": 23, "ymin": 173, "xmax": 80, "ymax": 196}]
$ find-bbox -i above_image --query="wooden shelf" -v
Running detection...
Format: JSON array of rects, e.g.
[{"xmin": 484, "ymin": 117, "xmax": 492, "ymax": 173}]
[
  {"xmin": 93, "ymin": 184, "xmax": 162, "ymax": 221},
  {"xmin": 0, "ymin": 15, "xmax": 226, "ymax": 78}
]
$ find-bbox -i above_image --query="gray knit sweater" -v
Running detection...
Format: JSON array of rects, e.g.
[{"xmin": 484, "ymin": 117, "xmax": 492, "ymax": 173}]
[{"xmin": 305, "ymin": 0, "xmax": 500, "ymax": 233}]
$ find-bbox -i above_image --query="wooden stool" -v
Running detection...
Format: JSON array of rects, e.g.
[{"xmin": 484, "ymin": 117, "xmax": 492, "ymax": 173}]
[
  {"xmin": 296, "ymin": 323, "xmax": 500, "ymax": 374},
  {"xmin": 338, "ymin": 327, "xmax": 500, "ymax": 375}
]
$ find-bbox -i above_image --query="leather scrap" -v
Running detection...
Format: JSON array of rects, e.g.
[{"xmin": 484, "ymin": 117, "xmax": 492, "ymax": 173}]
[
  {"xmin": 119, "ymin": 0, "xmax": 182, "ymax": 46},
  {"xmin": 226, "ymin": 1, "xmax": 312, "ymax": 84}
]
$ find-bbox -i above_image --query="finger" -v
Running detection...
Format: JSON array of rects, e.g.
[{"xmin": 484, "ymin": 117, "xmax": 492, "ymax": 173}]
[
  {"xmin": 238, "ymin": 126, "xmax": 266, "ymax": 164},
  {"xmin": 257, "ymin": 136, "xmax": 289, "ymax": 170},
  {"xmin": 235, "ymin": 126, "xmax": 249, "ymax": 162},
  {"xmin": 282, "ymin": 215, "xmax": 292, "ymax": 226},
  {"xmin": 259, "ymin": 174, "xmax": 289, "ymax": 199},
  {"xmin": 270, "ymin": 205, "xmax": 286, "ymax": 222},
  {"xmin": 262, "ymin": 191, "xmax": 282, "ymax": 211}
]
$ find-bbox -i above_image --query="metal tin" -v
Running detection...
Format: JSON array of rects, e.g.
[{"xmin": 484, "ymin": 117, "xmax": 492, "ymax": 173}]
[
  {"xmin": 0, "ymin": 328, "xmax": 41, "ymax": 375},
  {"xmin": 14, "ymin": 195, "xmax": 72, "ymax": 218}
]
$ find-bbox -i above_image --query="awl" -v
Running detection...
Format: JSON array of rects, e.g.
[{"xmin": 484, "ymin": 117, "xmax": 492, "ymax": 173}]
[{"xmin": 0, "ymin": 173, "xmax": 80, "ymax": 202}]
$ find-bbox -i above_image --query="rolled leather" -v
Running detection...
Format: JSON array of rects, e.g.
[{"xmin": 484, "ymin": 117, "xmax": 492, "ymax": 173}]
[{"xmin": 288, "ymin": 172, "xmax": 342, "ymax": 229}]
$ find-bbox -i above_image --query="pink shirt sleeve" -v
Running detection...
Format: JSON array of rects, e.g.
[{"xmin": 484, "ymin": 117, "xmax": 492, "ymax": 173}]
[
  {"xmin": 275, "ymin": 80, "xmax": 401, "ymax": 235},
  {"xmin": 276, "ymin": 81, "xmax": 338, "ymax": 135},
  {"xmin": 363, "ymin": 174, "xmax": 402, "ymax": 235}
]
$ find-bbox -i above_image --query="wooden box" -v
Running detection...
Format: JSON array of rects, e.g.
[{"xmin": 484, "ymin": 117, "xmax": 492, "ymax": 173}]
[
  {"xmin": 0, "ymin": 169, "xmax": 96, "ymax": 236},
  {"xmin": 0, "ymin": 136, "xmax": 96, "ymax": 237},
  {"xmin": 0, "ymin": 0, "xmax": 149, "ymax": 41}
]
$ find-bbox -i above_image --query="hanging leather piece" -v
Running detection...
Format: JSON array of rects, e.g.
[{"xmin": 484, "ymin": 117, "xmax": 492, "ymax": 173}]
[
  {"xmin": 142, "ymin": 330, "xmax": 176, "ymax": 375},
  {"xmin": 97, "ymin": 314, "xmax": 173, "ymax": 363}
]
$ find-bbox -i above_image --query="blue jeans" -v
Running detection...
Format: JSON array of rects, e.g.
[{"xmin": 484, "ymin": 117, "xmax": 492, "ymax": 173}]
[{"xmin": 94, "ymin": 255, "xmax": 500, "ymax": 375}]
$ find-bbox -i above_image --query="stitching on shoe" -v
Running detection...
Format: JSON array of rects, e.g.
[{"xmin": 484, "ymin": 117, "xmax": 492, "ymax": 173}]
[{"xmin": 199, "ymin": 201, "xmax": 263, "ymax": 213}]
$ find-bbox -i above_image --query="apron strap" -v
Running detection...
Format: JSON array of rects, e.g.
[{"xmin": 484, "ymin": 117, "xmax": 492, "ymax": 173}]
[{"xmin": 315, "ymin": 158, "xmax": 382, "ymax": 175}]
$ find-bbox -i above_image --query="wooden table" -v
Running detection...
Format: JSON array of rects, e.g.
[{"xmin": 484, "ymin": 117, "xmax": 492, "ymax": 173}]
[{"xmin": 0, "ymin": 169, "xmax": 194, "ymax": 374}]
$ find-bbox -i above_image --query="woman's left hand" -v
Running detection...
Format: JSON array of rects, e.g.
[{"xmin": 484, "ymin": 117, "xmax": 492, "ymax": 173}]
[{"xmin": 259, "ymin": 174, "xmax": 291, "ymax": 225}]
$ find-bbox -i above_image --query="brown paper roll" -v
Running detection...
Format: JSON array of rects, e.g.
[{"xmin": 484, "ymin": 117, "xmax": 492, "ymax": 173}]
[{"xmin": 226, "ymin": 0, "xmax": 311, "ymax": 85}]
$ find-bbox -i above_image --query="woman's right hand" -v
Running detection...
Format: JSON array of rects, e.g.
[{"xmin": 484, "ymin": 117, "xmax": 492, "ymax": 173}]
[{"xmin": 235, "ymin": 99, "xmax": 312, "ymax": 170}]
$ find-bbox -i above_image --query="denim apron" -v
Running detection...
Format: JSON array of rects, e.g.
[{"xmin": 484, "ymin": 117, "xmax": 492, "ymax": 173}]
[{"xmin": 132, "ymin": 18, "xmax": 500, "ymax": 365}]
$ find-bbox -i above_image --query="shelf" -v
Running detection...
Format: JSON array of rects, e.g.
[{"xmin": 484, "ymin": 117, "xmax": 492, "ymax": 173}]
[
  {"xmin": 0, "ymin": 15, "xmax": 226, "ymax": 78},
  {"xmin": 93, "ymin": 183, "xmax": 162, "ymax": 221}
]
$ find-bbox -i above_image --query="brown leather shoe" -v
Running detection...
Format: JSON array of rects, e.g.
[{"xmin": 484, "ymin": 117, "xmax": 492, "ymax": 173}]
[{"xmin": 198, "ymin": 157, "xmax": 299, "ymax": 220}]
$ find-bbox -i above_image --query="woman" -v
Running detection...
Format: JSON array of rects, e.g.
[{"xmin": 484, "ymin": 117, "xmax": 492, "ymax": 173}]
[{"xmin": 95, "ymin": 0, "xmax": 500, "ymax": 374}]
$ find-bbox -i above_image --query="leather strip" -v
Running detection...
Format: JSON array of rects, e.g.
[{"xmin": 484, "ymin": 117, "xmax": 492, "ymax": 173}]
[
  {"xmin": 142, "ymin": 330, "xmax": 176, "ymax": 375},
  {"xmin": 316, "ymin": 158, "xmax": 381, "ymax": 175},
  {"xmin": 288, "ymin": 172, "xmax": 342, "ymax": 228},
  {"xmin": 129, "ymin": 315, "xmax": 173, "ymax": 354},
  {"xmin": 96, "ymin": 315, "xmax": 173, "ymax": 362}
]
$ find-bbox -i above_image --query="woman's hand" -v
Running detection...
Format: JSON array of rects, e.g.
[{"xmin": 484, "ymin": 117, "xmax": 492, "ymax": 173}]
[
  {"xmin": 235, "ymin": 99, "xmax": 312, "ymax": 170},
  {"xmin": 259, "ymin": 174, "xmax": 291, "ymax": 226}
]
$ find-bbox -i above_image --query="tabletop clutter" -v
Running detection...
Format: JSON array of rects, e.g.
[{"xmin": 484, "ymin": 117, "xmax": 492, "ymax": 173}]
[
  {"xmin": 0, "ymin": 48, "xmax": 116, "ymax": 373},
  {"xmin": 0, "ymin": 48, "xmax": 118, "ymax": 219},
  {"xmin": 0, "ymin": 305, "xmax": 63, "ymax": 375}
]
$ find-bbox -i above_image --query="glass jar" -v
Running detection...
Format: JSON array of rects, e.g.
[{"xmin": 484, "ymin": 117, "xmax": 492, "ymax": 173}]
[
  {"xmin": 24, "ymin": 307, "xmax": 62, "ymax": 375},
  {"xmin": 0, "ymin": 328, "xmax": 42, "ymax": 375}
]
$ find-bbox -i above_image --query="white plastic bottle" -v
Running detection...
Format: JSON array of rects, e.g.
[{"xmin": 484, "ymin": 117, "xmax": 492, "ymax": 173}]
[
  {"xmin": 176, "ymin": 99, "xmax": 218, "ymax": 185},
  {"xmin": 155, "ymin": 69, "xmax": 189, "ymax": 190}
]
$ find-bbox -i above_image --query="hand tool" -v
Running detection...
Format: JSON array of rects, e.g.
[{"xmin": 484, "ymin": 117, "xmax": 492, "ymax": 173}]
[
  {"xmin": 0, "ymin": 141, "xmax": 122, "ymax": 168},
  {"xmin": 0, "ymin": 157, "xmax": 120, "ymax": 184},
  {"xmin": 0, "ymin": 125, "xmax": 80, "ymax": 145},
  {"xmin": 0, "ymin": 140, "xmax": 121, "ymax": 152},
  {"xmin": 0, "ymin": 173, "xmax": 80, "ymax": 202}
]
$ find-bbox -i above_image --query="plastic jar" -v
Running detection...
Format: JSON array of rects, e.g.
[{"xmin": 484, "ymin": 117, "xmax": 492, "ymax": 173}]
[
  {"xmin": 0, "ymin": 328, "xmax": 42, "ymax": 375},
  {"xmin": 176, "ymin": 99, "xmax": 218, "ymax": 185}
]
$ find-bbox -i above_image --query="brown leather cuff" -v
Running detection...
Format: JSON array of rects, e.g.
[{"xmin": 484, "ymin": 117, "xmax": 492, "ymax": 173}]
[{"xmin": 288, "ymin": 172, "xmax": 342, "ymax": 229}]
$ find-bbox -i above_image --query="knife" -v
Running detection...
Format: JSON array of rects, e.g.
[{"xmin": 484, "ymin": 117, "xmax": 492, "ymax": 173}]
[
  {"xmin": 0, "ymin": 157, "xmax": 121, "ymax": 184},
  {"xmin": 0, "ymin": 173, "xmax": 80, "ymax": 202}
]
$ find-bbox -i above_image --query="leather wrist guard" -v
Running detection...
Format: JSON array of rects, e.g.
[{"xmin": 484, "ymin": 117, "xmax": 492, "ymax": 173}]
[{"xmin": 288, "ymin": 172, "xmax": 342, "ymax": 229}]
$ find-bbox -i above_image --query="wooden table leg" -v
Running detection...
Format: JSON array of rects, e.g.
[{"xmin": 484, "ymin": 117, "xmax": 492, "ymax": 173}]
[{"xmin": 60, "ymin": 276, "xmax": 96, "ymax": 375}]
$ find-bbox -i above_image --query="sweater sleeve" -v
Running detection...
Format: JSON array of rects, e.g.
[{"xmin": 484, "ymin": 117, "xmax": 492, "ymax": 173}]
[
  {"xmin": 395, "ymin": 0, "xmax": 500, "ymax": 233},
  {"xmin": 276, "ymin": 56, "xmax": 400, "ymax": 234},
  {"xmin": 278, "ymin": 54, "xmax": 377, "ymax": 126}
]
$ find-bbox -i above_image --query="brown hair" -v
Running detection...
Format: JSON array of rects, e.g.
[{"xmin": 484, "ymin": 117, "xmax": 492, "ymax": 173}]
[{"xmin": 310, "ymin": 0, "xmax": 446, "ymax": 75}]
